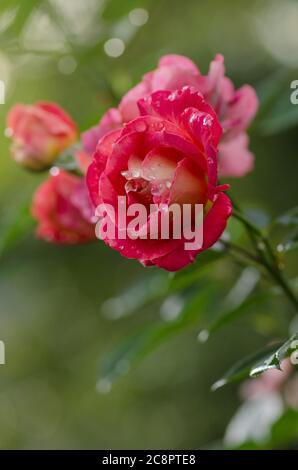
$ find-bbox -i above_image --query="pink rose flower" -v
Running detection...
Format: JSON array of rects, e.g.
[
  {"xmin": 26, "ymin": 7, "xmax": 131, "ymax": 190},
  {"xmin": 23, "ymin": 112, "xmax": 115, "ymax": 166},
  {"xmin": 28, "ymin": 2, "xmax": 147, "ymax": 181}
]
[
  {"xmin": 78, "ymin": 109, "xmax": 122, "ymax": 175},
  {"xmin": 219, "ymin": 133, "xmax": 254, "ymax": 178},
  {"xmin": 87, "ymin": 86, "xmax": 232, "ymax": 271},
  {"xmin": 82, "ymin": 108, "xmax": 122, "ymax": 157},
  {"xmin": 32, "ymin": 170, "xmax": 96, "ymax": 244},
  {"xmin": 83, "ymin": 54, "xmax": 258, "ymax": 178},
  {"xmin": 7, "ymin": 102, "xmax": 77, "ymax": 170}
]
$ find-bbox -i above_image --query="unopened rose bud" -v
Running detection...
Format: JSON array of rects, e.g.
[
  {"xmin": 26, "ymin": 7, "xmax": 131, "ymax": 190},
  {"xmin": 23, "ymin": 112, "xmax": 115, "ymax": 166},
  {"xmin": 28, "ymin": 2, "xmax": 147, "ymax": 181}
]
[
  {"xmin": 32, "ymin": 169, "xmax": 96, "ymax": 244},
  {"xmin": 6, "ymin": 102, "xmax": 77, "ymax": 170}
]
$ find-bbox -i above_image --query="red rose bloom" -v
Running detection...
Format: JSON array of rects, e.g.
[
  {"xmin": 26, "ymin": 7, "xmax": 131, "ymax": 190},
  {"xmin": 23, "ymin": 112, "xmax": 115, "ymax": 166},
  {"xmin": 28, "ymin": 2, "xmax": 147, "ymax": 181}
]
[{"xmin": 87, "ymin": 86, "xmax": 232, "ymax": 271}]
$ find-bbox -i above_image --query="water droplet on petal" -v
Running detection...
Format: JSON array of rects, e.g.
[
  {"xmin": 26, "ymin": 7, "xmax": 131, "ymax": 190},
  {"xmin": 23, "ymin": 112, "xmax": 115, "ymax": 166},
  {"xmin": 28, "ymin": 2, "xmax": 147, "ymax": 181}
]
[
  {"xmin": 122, "ymin": 167, "xmax": 142, "ymax": 180},
  {"xmin": 151, "ymin": 121, "xmax": 164, "ymax": 131},
  {"xmin": 135, "ymin": 120, "xmax": 147, "ymax": 132},
  {"xmin": 132, "ymin": 169, "xmax": 141, "ymax": 178},
  {"xmin": 203, "ymin": 115, "xmax": 213, "ymax": 127},
  {"xmin": 125, "ymin": 180, "xmax": 138, "ymax": 193},
  {"xmin": 168, "ymin": 91, "xmax": 178, "ymax": 102},
  {"xmin": 142, "ymin": 167, "xmax": 156, "ymax": 181},
  {"xmin": 151, "ymin": 182, "xmax": 166, "ymax": 197},
  {"xmin": 189, "ymin": 112, "xmax": 200, "ymax": 125}
]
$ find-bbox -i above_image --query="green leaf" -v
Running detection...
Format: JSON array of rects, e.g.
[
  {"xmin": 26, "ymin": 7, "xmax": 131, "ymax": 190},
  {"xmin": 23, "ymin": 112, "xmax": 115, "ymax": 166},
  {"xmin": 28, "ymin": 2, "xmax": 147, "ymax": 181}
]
[
  {"xmin": 0, "ymin": 0, "xmax": 41, "ymax": 46},
  {"xmin": 101, "ymin": 273, "xmax": 169, "ymax": 319},
  {"xmin": 169, "ymin": 249, "xmax": 225, "ymax": 292},
  {"xmin": 98, "ymin": 285, "xmax": 213, "ymax": 388},
  {"xmin": 270, "ymin": 409, "xmax": 298, "ymax": 448},
  {"xmin": 212, "ymin": 333, "xmax": 298, "ymax": 390},
  {"xmin": 55, "ymin": 146, "xmax": 82, "ymax": 173},
  {"xmin": 273, "ymin": 206, "xmax": 298, "ymax": 252},
  {"xmin": 200, "ymin": 291, "xmax": 270, "ymax": 341},
  {"xmin": 250, "ymin": 332, "xmax": 298, "ymax": 376},
  {"xmin": 276, "ymin": 206, "xmax": 298, "ymax": 227},
  {"xmin": 243, "ymin": 207, "xmax": 270, "ymax": 230},
  {"xmin": 253, "ymin": 69, "xmax": 298, "ymax": 135},
  {"xmin": 198, "ymin": 268, "xmax": 272, "ymax": 342},
  {"xmin": 212, "ymin": 342, "xmax": 283, "ymax": 391},
  {"xmin": 260, "ymin": 106, "xmax": 298, "ymax": 136},
  {"xmin": 101, "ymin": 248, "xmax": 224, "ymax": 319},
  {"xmin": 282, "ymin": 229, "xmax": 298, "ymax": 253},
  {"xmin": 255, "ymin": 69, "xmax": 292, "ymax": 116},
  {"xmin": 0, "ymin": 204, "xmax": 35, "ymax": 259}
]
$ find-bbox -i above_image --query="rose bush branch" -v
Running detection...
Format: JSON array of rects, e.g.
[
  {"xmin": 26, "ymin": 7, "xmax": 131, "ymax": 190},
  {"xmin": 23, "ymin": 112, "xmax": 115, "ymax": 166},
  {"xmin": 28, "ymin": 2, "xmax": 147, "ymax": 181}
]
[{"xmin": 227, "ymin": 208, "xmax": 298, "ymax": 312}]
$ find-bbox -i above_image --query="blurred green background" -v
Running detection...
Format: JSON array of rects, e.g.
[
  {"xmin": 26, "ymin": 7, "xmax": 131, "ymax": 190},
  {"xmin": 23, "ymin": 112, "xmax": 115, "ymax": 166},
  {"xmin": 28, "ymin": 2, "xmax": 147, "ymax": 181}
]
[{"xmin": 0, "ymin": 0, "xmax": 298, "ymax": 449}]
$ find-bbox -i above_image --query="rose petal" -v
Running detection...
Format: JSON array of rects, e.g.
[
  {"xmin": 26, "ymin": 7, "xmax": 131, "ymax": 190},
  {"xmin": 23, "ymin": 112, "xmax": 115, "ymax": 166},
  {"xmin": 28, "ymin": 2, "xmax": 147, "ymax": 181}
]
[{"xmin": 219, "ymin": 133, "xmax": 254, "ymax": 178}]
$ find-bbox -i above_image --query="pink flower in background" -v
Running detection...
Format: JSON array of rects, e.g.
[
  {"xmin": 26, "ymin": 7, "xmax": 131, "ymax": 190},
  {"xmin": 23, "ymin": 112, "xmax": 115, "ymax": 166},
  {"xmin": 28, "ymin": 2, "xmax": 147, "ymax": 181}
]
[
  {"xmin": 240, "ymin": 360, "xmax": 292, "ymax": 400},
  {"xmin": 7, "ymin": 102, "xmax": 77, "ymax": 170},
  {"xmin": 83, "ymin": 54, "xmax": 258, "ymax": 178},
  {"xmin": 79, "ymin": 109, "xmax": 122, "ymax": 175},
  {"xmin": 284, "ymin": 373, "xmax": 298, "ymax": 409},
  {"xmin": 32, "ymin": 170, "xmax": 96, "ymax": 244},
  {"xmin": 240, "ymin": 359, "xmax": 298, "ymax": 410},
  {"xmin": 87, "ymin": 86, "xmax": 232, "ymax": 271},
  {"xmin": 219, "ymin": 133, "xmax": 254, "ymax": 178},
  {"xmin": 82, "ymin": 108, "xmax": 122, "ymax": 157}
]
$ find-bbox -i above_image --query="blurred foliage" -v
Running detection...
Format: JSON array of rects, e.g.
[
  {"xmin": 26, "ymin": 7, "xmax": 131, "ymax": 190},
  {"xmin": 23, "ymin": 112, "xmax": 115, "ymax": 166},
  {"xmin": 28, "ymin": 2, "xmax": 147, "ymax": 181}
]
[{"xmin": 0, "ymin": 0, "xmax": 297, "ymax": 450}]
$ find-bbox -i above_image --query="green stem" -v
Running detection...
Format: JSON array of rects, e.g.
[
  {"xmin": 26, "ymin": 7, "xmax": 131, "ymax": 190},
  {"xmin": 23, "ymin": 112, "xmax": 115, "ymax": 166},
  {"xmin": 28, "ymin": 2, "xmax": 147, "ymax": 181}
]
[
  {"xmin": 231, "ymin": 209, "xmax": 298, "ymax": 312},
  {"xmin": 233, "ymin": 210, "xmax": 280, "ymax": 269},
  {"xmin": 220, "ymin": 239, "xmax": 261, "ymax": 266}
]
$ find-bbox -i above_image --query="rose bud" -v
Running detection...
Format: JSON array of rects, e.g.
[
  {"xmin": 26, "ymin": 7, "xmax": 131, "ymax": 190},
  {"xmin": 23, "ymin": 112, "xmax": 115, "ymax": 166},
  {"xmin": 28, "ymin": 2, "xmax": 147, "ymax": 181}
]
[
  {"xmin": 87, "ymin": 86, "xmax": 232, "ymax": 271},
  {"xmin": 82, "ymin": 54, "xmax": 258, "ymax": 179},
  {"xmin": 32, "ymin": 169, "xmax": 96, "ymax": 244},
  {"xmin": 6, "ymin": 102, "xmax": 77, "ymax": 170}
]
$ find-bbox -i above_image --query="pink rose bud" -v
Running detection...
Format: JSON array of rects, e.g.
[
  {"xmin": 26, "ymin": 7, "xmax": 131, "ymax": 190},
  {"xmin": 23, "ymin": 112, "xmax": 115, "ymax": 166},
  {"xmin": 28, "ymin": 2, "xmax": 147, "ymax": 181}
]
[
  {"xmin": 6, "ymin": 102, "xmax": 77, "ymax": 170},
  {"xmin": 32, "ymin": 169, "xmax": 96, "ymax": 244}
]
